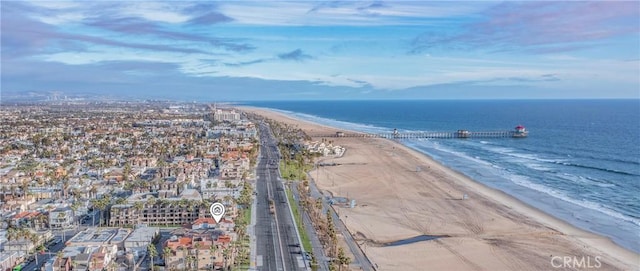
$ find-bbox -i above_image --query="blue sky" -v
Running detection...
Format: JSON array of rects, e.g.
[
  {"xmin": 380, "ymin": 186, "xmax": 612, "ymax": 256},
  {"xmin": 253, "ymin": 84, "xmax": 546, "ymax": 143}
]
[{"xmin": 1, "ymin": 1, "xmax": 639, "ymax": 101}]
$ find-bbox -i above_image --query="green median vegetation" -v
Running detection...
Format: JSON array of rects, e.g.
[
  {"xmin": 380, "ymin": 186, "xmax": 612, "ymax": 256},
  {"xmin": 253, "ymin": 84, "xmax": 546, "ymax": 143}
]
[
  {"xmin": 280, "ymin": 159, "xmax": 313, "ymax": 181},
  {"xmin": 285, "ymin": 187, "xmax": 312, "ymax": 252}
]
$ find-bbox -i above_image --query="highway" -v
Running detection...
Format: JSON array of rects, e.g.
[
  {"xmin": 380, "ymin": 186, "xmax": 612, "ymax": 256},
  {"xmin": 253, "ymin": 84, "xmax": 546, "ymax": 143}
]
[{"xmin": 254, "ymin": 122, "xmax": 308, "ymax": 271}]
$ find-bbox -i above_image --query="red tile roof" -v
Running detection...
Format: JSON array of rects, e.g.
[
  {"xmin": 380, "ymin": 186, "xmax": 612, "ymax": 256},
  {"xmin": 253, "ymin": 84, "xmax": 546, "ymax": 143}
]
[
  {"xmin": 193, "ymin": 217, "xmax": 216, "ymax": 225},
  {"xmin": 217, "ymin": 235, "xmax": 231, "ymax": 244}
]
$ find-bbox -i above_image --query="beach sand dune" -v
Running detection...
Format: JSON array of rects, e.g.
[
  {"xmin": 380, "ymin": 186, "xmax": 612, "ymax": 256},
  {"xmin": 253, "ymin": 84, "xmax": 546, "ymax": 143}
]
[{"xmin": 241, "ymin": 107, "xmax": 639, "ymax": 271}]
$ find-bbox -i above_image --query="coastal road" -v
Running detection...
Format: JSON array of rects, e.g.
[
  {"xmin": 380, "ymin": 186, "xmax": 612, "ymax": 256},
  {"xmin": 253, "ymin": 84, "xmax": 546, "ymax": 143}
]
[{"xmin": 254, "ymin": 121, "xmax": 308, "ymax": 271}]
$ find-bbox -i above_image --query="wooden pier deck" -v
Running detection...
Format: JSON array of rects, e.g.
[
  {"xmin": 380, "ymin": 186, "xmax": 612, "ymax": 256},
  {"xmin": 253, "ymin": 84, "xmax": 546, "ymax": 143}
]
[{"xmin": 309, "ymin": 130, "xmax": 527, "ymax": 139}]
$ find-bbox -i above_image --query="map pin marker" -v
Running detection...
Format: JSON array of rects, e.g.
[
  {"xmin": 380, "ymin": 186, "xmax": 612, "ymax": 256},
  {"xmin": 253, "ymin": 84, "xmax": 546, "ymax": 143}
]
[{"xmin": 209, "ymin": 202, "xmax": 225, "ymax": 223}]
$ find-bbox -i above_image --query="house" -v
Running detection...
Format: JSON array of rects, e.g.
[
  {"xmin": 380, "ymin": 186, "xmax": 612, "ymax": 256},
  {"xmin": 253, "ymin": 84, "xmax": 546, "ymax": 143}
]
[
  {"xmin": 49, "ymin": 207, "xmax": 74, "ymax": 229},
  {"xmin": 53, "ymin": 258, "xmax": 73, "ymax": 271},
  {"xmin": 191, "ymin": 218, "xmax": 217, "ymax": 230}
]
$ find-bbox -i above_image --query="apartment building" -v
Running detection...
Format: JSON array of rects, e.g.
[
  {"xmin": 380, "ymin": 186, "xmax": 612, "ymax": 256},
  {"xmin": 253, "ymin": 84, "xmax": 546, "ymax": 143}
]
[{"xmin": 109, "ymin": 199, "xmax": 209, "ymax": 227}]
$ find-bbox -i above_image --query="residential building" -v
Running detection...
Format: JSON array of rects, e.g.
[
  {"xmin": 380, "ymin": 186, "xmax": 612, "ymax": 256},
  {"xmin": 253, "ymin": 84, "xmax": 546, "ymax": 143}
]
[
  {"xmin": 49, "ymin": 207, "xmax": 74, "ymax": 229},
  {"xmin": 109, "ymin": 198, "xmax": 209, "ymax": 227},
  {"xmin": 163, "ymin": 230, "xmax": 233, "ymax": 271},
  {"xmin": 200, "ymin": 179, "xmax": 242, "ymax": 200},
  {"xmin": 213, "ymin": 109, "xmax": 240, "ymax": 123},
  {"xmin": 123, "ymin": 225, "xmax": 159, "ymax": 253}
]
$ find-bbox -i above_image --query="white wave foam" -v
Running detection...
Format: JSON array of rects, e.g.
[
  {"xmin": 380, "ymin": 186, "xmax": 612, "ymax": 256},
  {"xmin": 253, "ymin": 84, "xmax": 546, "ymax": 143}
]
[
  {"xmin": 556, "ymin": 173, "xmax": 616, "ymax": 188},
  {"xmin": 413, "ymin": 141, "xmax": 637, "ymax": 226},
  {"xmin": 418, "ymin": 141, "xmax": 495, "ymax": 167},
  {"xmin": 509, "ymin": 174, "xmax": 639, "ymax": 227},
  {"xmin": 525, "ymin": 163, "xmax": 554, "ymax": 172},
  {"xmin": 479, "ymin": 144, "xmax": 570, "ymax": 170}
]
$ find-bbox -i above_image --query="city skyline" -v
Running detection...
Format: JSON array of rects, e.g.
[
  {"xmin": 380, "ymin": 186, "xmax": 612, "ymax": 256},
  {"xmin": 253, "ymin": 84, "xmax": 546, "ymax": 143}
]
[{"xmin": 2, "ymin": 1, "xmax": 639, "ymax": 101}]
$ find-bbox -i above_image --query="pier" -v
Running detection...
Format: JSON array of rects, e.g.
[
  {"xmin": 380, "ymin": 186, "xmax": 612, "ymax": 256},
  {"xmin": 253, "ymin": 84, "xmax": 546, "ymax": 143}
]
[{"xmin": 311, "ymin": 125, "xmax": 528, "ymax": 139}]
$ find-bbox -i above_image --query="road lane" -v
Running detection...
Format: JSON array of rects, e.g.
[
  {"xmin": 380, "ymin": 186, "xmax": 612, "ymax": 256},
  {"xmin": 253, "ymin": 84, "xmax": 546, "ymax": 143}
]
[{"xmin": 255, "ymin": 121, "xmax": 307, "ymax": 271}]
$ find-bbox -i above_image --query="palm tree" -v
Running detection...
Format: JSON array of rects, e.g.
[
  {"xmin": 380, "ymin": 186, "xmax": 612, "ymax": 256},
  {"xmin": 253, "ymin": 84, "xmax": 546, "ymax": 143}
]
[
  {"xmin": 1, "ymin": 185, "xmax": 8, "ymax": 201},
  {"xmin": 123, "ymin": 163, "xmax": 131, "ymax": 182},
  {"xmin": 91, "ymin": 256, "xmax": 100, "ymax": 271},
  {"xmin": 163, "ymin": 247, "xmax": 172, "ymax": 269},
  {"xmin": 314, "ymin": 198, "xmax": 323, "ymax": 223},
  {"xmin": 115, "ymin": 197, "xmax": 127, "ymax": 205},
  {"xmin": 194, "ymin": 242, "xmax": 202, "ymax": 270},
  {"xmin": 186, "ymin": 255, "xmax": 196, "ymax": 271},
  {"xmin": 180, "ymin": 246, "xmax": 188, "ymax": 270},
  {"xmin": 9, "ymin": 185, "xmax": 17, "ymax": 199},
  {"xmin": 89, "ymin": 185, "xmax": 98, "ymax": 199},
  {"xmin": 224, "ymin": 195, "xmax": 234, "ymax": 205},
  {"xmin": 148, "ymin": 243, "xmax": 158, "ymax": 271},
  {"xmin": 133, "ymin": 201, "xmax": 144, "ymax": 212},
  {"xmin": 209, "ymin": 245, "xmax": 217, "ymax": 270},
  {"xmin": 222, "ymin": 247, "xmax": 230, "ymax": 270},
  {"xmin": 6, "ymin": 227, "xmax": 18, "ymax": 241},
  {"xmin": 20, "ymin": 180, "xmax": 30, "ymax": 199},
  {"xmin": 70, "ymin": 202, "xmax": 81, "ymax": 226},
  {"xmin": 36, "ymin": 213, "xmax": 48, "ymax": 230},
  {"xmin": 91, "ymin": 198, "xmax": 108, "ymax": 226},
  {"xmin": 28, "ymin": 231, "xmax": 39, "ymax": 249},
  {"xmin": 61, "ymin": 179, "xmax": 70, "ymax": 199},
  {"xmin": 326, "ymin": 211, "xmax": 337, "ymax": 257},
  {"xmin": 336, "ymin": 247, "xmax": 351, "ymax": 271}
]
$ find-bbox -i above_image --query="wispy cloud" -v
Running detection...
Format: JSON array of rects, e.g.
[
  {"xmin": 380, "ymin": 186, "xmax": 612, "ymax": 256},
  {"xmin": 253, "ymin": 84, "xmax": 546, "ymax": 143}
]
[
  {"xmin": 189, "ymin": 12, "xmax": 233, "ymax": 25},
  {"xmin": 224, "ymin": 49, "xmax": 314, "ymax": 67},
  {"xmin": 410, "ymin": 1, "xmax": 640, "ymax": 54},
  {"xmin": 278, "ymin": 49, "xmax": 313, "ymax": 61},
  {"xmin": 220, "ymin": 1, "xmax": 488, "ymax": 26},
  {"xmin": 84, "ymin": 17, "xmax": 253, "ymax": 52},
  {"xmin": 224, "ymin": 59, "xmax": 268, "ymax": 67}
]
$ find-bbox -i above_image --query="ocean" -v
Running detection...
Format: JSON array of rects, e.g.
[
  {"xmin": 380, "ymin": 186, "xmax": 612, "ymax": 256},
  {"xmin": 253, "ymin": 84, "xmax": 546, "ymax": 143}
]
[{"xmin": 243, "ymin": 100, "xmax": 640, "ymax": 253}]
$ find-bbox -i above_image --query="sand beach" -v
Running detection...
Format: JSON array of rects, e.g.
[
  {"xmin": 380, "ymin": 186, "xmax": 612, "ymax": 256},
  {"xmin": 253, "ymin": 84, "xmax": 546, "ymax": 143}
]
[{"xmin": 241, "ymin": 107, "xmax": 639, "ymax": 271}]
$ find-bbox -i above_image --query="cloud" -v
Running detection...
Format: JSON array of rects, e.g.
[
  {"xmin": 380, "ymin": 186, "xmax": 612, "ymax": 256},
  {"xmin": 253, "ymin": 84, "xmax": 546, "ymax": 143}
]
[
  {"xmin": 307, "ymin": 2, "xmax": 351, "ymax": 14},
  {"xmin": 9, "ymin": 1, "xmax": 252, "ymax": 53},
  {"xmin": 410, "ymin": 2, "xmax": 640, "ymax": 54},
  {"xmin": 1, "ymin": 3, "xmax": 220, "ymax": 58},
  {"xmin": 1, "ymin": 57, "xmax": 371, "ymax": 101},
  {"xmin": 85, "ymin": 16, "xmax": 253, "ymax": 52},
  {"xmin": 224, "ymin": 59, "xmax": 268, "ymax": 67},
  {"xmin": 118, "ymin": 2, "xmax": 191, "ymax": 24},
  {"xmin": 278, "ymin": 49, "xmax": 313, "ymax": 61},
  {"xmin": 189, "ymin": 12, "xmax": 233, "ymax": 25},
  {"xmin": 219, "ymin": 2, "xmax": 489, "ymax": 26},
  {"xmin": 347, "ymin": 78, "xmax": 372, "ymax": 88},
  {"xmin": 224, "ymin": 49, "xmax": 315, "ymax": 67}
]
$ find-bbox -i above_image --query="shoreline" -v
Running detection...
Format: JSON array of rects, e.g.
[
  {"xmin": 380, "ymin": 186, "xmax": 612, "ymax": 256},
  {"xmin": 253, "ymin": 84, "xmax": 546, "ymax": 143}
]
[{"xmin": 240, "ymin": 106, "xmax": 639, "ymax": 270}]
